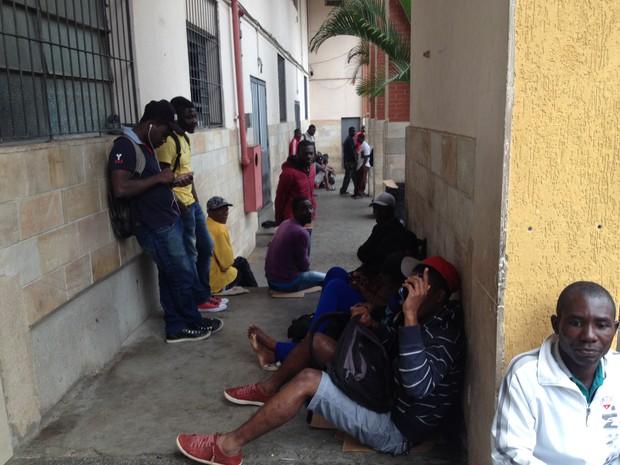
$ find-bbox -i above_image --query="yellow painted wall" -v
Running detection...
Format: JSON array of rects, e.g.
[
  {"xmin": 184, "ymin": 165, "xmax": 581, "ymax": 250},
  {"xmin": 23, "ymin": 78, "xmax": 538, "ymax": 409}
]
[{"xmin": 503, "ymin": 0, "xmax": 620, "ymax": 365}]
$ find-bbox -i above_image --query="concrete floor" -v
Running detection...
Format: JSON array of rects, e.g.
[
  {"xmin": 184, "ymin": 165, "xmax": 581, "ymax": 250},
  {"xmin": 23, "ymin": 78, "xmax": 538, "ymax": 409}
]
[{"xmin": 10, "ymin": 188, "xmax": 465, "ymax": 465}]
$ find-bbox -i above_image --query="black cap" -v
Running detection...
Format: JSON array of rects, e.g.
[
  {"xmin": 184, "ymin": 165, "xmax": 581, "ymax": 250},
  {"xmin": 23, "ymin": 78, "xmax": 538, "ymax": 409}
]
[{"xmin": 140, "ymin": 100, "xmax": 182, "ymax": 133}]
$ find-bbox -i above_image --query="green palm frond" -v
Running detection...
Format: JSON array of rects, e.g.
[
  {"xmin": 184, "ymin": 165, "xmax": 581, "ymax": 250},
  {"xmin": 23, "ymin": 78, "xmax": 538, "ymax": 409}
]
[
  {"xmin": 346, "ymin": 40, "xmax": 369, "ymax": 83},
  {"xmin": 310, "ymin": 0, "xmax": 410, "ymax": 65},
  {"xmin": 355, "ymin": 62, "xmax": 410, "ymax": 97},
  {"xmin": 310, "ymin": 0, "xmax": 410, "ymax": 96}
]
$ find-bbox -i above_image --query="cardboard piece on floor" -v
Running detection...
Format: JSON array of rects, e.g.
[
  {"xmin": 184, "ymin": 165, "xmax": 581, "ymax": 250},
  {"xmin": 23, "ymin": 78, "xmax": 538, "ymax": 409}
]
[
  {"xmin": 309, "ymin": 413, "xmax": 336, "ymax": 430},
  {"xmin": 409, "ymin": 439, "xmax": 436, "ymax": 454},
  {"xmin": 302, "ymin": 286, "xmax": 322, "ymax": 294},
  {"xmin": 383, "ymin": 179, "xmax": 398, "ymax": 189},
  {"xmin": 270, "ymin": 286, "xmax": 322, "ymax": 299},
  {"xmin": 342, "ymin": 433, "xmax": 374, "ymax": 453},
  {"xmin": 270, "ymin": 290, "xmax": 306, "ymax": 298}
]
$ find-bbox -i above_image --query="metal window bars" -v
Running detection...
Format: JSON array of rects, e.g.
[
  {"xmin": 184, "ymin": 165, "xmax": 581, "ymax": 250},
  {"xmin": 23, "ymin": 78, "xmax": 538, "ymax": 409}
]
[
  {"xmin": 0, "ymin": 0, "xmax": 138, "ymax": 142},
  {"xmin": 186, "ymin": 0, "xmax": 223, "ymax": 128}
]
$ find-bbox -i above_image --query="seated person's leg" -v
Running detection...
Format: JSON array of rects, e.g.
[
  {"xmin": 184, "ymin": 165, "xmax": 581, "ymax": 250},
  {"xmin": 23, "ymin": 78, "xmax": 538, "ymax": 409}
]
[
  {"xmin": 232, "ymin": 256, "xmax": 258, "ymax": 287},
  {"xmin": 323, "ymin": 266, "xmax": 349, "ymax": 286},
  {"xmin": 268, "ymin": 270, "xmax": 325, "ymax": 292},
  {"xmin": 179, "ymin": 369, "xmax": 324, "ymax": 464},
  {"xmin": 307, "ymin": 372, "xmax": 408, "ymax": 455}
]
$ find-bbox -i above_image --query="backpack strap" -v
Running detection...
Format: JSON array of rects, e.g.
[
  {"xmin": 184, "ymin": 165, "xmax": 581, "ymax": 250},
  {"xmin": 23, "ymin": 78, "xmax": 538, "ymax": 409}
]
[
  {"xmin": 114, "ymin": 135, "xmax": 146, "ymax": 176},
  {"xmin": 170, "ymin": 132, "xmax": 190, "ymax": 173}
]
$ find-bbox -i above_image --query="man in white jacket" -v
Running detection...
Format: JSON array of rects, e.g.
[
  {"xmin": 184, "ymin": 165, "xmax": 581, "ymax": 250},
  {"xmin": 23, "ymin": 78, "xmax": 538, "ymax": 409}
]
[{"xmin": 491, "ymin": 281, "xmax": 620, "ymax": 465}]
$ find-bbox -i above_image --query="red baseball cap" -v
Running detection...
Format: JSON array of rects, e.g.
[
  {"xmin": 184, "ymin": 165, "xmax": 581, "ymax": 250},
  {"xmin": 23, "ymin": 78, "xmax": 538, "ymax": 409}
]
[{"xmin": 422, "ymin": 256, "xmax": 460, "ymax": 294}]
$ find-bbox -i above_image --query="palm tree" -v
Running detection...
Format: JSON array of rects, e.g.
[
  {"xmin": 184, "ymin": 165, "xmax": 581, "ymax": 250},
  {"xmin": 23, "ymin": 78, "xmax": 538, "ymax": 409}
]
[{"xmin": 309, "ymin": 0, "xmax": 410, "ymax": 97}]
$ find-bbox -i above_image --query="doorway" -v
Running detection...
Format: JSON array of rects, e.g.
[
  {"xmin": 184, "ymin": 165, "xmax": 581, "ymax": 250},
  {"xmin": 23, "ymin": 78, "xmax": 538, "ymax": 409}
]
[
  {"xmin": 294, "ymin": 100, "xmax": 301, "ymax": 130},
  {"xmin": 250, "ymin": 76, "xmax": 271, "ymax": 207}
]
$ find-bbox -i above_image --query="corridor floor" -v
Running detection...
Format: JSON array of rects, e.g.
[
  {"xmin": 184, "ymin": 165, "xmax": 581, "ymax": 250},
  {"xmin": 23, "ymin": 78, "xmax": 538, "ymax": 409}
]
[{"xmin": 9, "ymin": 188, "xmax": 465, "ymax": 465}]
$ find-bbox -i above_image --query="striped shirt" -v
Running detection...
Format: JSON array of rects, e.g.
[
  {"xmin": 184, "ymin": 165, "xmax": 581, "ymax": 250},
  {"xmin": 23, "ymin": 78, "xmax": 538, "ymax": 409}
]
[{"xmin": 385, "ymin": 302, "xmax": 466, "ymax": 442}]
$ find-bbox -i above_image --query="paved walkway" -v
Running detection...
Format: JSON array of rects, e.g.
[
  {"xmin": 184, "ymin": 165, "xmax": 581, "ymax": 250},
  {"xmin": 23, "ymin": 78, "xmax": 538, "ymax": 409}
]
[{"xmin": 10, "ymin": 188, "xmax": 465, "ymax": 465}]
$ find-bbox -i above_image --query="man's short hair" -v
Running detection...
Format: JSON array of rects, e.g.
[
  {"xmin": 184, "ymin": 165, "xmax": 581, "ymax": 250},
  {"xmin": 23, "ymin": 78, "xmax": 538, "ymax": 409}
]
[
  {"xmin": 297, "ymin": 139, "xmax": 315, "ymax": 155},
  {"xmin": 170, "ymin": 96, "xmax": 195, "ymax": 114},
  {"xmin": 308, "ymin": 124, "xmax": 316, "ymax": 130},
  {"xmin": 556, "ymin": 281, "xmax": 616, "ymax": 319},
  {"xmin": 292, "ymin": 197, "xmax": 309, "ymax": 211},
  {"xmin": 348, "ymin": 126, "xmax": 355, "ymax": 132}
]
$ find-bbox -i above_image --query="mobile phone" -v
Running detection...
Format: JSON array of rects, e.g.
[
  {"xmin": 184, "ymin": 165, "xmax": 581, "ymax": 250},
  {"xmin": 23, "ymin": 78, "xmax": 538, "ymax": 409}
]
[{"xmin": 398, "ymin": 286, "xmax": 408, "ymax": 301}]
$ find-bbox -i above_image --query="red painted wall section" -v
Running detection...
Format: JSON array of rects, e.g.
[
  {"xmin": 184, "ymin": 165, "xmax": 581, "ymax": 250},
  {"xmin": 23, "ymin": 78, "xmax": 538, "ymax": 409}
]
[
  {"xmin": 387, "ymin": 0, "xmax": 410, "ymax": 122},
  {"xmin": 376, "ymin": 49, "xmax": 386, "ymax": 120}
]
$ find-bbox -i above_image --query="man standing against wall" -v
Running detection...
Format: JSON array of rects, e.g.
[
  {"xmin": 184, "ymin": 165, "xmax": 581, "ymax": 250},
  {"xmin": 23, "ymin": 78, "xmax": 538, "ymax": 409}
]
[
  {"xmin": 340, "ymin": 126, "xmax": 357, "ymax": 195},
  {"xmin": 108, "ymin": 100, "xmax": 221, "ymax": 343},
  {"xmin": 156, "ymin": 96, "xmax": 227, "ymax": 313}
]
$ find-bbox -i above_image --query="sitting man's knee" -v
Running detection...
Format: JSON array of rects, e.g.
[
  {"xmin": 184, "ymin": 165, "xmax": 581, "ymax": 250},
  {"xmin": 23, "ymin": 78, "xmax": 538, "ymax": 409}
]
[{"xmin": 295, "ymin": 368, "xmax": 323, "ymax": 392}]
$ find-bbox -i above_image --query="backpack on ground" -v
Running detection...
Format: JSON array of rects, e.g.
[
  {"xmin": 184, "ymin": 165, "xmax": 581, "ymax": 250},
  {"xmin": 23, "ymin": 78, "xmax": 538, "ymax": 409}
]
[
  {"xmin": 107, "ymin": 136, "xmax": 146, "ymax": 239},
  {"xmin": 310, "ymin": 312, "xmax": 394, "ymax": 413},
  {"xmin": 287, "ymin": 312, "xmax": 314, "ymax": 342}
]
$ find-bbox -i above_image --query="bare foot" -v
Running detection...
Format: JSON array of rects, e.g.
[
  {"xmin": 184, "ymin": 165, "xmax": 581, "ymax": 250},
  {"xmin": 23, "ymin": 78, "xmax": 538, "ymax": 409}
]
[
  {"xmin": 247, "ymin": 325, "xmax": 277, "ymax": 351},
  {"xmin": 249, "ymin": 334, "xmax": 277, "ymax": 368}
]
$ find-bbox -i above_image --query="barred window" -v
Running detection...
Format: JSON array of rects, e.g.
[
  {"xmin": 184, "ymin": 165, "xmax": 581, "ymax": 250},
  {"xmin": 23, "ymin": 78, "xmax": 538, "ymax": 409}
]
[
  {"xmin": 0, "ymin": 0, "xmax": 138, "ymax": 142},
  {"xmin": 186, "ymin": 0, "xmax": 223, "ymax": 128},
  {"xmin": 277, "ymin": 54, "xmax": 286, "ymax": 122}
]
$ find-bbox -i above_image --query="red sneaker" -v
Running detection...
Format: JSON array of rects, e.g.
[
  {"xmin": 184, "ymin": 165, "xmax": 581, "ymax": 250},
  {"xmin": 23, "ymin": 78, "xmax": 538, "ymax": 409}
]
[
  {"xmin": 224, "ymin": 383, "xmax": 272, "ymax": 406},
  {"xmin": 210, "ymin": 296, "xmax": 229, "ymax": 305},
  {"xmin": 197, "ymin": 300, "xmax": 227, "ymax": 313},
  {"xmin": 176, "ymin": 433, "xmax": 242, "ymax": 465}
]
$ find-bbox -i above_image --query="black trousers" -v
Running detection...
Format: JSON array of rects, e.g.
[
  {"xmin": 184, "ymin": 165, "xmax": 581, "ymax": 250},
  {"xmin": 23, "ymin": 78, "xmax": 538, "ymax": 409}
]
[
  {"xmin": 340, "ymin": 162, "xmax": 357, "ymax": 194},
  {"xmin": 229, "ymin": 257, "xmax": 258, "ymax": 288}
]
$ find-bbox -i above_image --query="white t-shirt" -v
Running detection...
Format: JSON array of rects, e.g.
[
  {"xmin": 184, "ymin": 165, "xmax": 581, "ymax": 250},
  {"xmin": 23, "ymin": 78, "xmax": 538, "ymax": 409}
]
[{"xmin": 358, "ymin": 141, "xmax": 371, "ymax": 169}]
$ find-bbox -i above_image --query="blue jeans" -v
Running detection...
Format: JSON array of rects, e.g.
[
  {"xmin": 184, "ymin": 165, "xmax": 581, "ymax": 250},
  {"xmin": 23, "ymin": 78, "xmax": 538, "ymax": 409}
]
[
  {"xmin": 136, "ymin": 218, "xmax": 203, "ymax": 336},
  {"xmin": 180, "ymin": 202, "xmax": 213, "ymax": 303},
  {"xmin": 268, "ymin": 271, "xmax": 326, "ymax": 292},
  {"xmin": 274, "ymin": 272, "xmax": 363, "ymax": 362}
]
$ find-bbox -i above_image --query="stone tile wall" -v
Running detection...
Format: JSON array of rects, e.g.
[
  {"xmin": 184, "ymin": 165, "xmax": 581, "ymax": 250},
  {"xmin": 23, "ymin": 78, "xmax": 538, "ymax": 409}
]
[{"xmin": 406, "ymin": 125, "xmax": 476, "ymax": 303}]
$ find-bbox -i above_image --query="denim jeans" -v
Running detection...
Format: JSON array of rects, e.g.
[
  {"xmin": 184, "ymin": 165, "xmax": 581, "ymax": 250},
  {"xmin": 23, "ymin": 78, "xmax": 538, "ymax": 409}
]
[
  {"xmin": 136, "ymin": 218, "xmax": 203, "ymax": 336},
  {"xmin": 180, "ymin": 202, "xmax": 213, "ymax": 304},
  {"xmin": 268, "ymin": 270, "xmax": 326, "ymax": 292}
]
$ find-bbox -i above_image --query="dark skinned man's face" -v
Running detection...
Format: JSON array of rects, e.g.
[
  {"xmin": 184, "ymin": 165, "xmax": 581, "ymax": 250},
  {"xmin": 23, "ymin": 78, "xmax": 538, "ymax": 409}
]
[{"xmin": 551, "ymin": 294, "xmax": 618, "ymax": 371}]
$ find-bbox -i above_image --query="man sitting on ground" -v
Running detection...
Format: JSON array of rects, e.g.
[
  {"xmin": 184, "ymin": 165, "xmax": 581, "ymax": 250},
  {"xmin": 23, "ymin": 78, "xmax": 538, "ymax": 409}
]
[
  {"xmin": 265, "ymin": 197, "xmax": 325, "ymax": 292},
  {"xmin": 206, "ymin": 196, "xmax": 258, "ymax": 296},
  {"xmin": 492, "ymin": 281, "xmax": 620, "ymax": 465},
  {"xmin": 249, "ymin": 255, "xmax": 405, "ymax": 369},
  {"xmin": 357, "ymin": 192, "xmax": 420, "ymax": 277},
  {"xmin": 175, "ymin": 256, "xmax": 465, "ymax": 464}
]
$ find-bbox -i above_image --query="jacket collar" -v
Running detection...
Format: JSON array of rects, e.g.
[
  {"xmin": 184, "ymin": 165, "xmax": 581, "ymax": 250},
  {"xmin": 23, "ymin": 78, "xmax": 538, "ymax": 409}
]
[{"xmin": 537, "ymin": 334, "xmax": 608, "ymax": 388}]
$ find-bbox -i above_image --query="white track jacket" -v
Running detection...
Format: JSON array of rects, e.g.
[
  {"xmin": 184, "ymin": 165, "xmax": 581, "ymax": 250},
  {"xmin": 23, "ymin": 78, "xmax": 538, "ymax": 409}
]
[{"xmin": 491, "ymin": 335, "xmax": 620, "ymax": 465}]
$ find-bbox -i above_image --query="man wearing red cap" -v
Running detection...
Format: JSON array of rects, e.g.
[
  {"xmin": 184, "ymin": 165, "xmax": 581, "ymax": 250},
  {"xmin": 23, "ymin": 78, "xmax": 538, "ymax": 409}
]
[{"xmin": 175, "ymin": 256, "xmax": 465, "ymax": 464}]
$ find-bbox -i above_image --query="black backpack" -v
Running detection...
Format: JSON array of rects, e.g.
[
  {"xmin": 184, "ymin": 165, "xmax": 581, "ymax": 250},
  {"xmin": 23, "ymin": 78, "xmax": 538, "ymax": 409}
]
[
  {"xmin": 310, "ymin": 313, "xmax": 394, "ymax": 413},
  {"xmin": 287, "ymin": 312, "xmax": 314, "ymax": 342},
  {"xmin": 107, "ymin": 136, "xmax": 146, "ymax": 239},
  {"xmin": 170, "ymin": 132, "xmax": 190, "ymax": 174}
]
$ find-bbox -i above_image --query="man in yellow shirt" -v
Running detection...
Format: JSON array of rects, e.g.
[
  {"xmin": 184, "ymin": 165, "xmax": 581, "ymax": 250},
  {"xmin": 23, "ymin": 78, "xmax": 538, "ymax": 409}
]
[
  {"xmin": 156, "ymin": 97, "xmax": 226, "ymax": 313},
  {"xmin": 206, "ymin": 196, "xmax": 257, "ymax": 295}
]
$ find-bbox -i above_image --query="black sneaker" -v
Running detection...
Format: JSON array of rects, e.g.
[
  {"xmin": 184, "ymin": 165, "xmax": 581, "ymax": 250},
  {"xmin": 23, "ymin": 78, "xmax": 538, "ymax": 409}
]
[
  {"xmin": 166, "ymin": 327, "xmax": 211, "ymax": 344},
  {"xmin": 199, "ymin": 317, "xmax": 224, "ymax": 335}
]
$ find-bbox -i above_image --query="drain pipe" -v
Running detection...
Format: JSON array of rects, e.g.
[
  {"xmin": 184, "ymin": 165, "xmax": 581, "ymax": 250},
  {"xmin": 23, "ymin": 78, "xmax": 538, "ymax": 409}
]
[{"xmin": 231, "ymin": 0, "xmax": 250, "ymax": 166}]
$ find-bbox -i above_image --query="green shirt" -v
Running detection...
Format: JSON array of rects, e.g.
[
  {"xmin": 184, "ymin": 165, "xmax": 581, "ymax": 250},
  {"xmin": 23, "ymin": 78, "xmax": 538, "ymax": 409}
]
[{"xmin": 570, "ymin": 362, "xmax": 604, "ymax": 404}]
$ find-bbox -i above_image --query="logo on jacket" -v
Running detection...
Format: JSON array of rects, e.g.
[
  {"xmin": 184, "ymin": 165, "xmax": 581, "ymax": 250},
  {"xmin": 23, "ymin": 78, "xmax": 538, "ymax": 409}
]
[{"xmin": 115, "ymin": 153, "xmax": 123, "ymax": 164}]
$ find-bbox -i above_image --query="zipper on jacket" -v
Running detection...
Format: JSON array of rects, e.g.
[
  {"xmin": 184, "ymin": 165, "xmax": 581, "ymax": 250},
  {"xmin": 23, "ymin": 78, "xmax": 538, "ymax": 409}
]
[{"xmin": 586, "ymin": 406, "xmax": 591, "ymax": 426}]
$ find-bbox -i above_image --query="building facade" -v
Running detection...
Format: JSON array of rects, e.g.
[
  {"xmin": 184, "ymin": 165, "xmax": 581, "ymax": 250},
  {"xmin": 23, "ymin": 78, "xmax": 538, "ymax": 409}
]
[{"xmin": 0, "ymin": 0, "xmax": 309, "ymax": 461}]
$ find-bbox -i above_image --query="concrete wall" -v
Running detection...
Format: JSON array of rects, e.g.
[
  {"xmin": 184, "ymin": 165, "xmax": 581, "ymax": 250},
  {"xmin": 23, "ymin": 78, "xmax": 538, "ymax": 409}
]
[
  {"xmin": 407, "ymin": 0, "xmax": 511, "ymax": 463},
  {"xmin": 132, "ymin": 0, "xmax": 191, "ymax": 107},
  {"xmin": 501, "ymin": 0, "xmax": 620, "ymax": 363}
]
